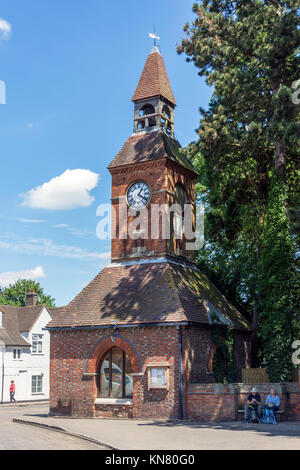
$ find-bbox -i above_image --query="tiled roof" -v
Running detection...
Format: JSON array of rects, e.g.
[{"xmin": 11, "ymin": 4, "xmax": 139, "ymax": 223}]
[
  {"xmin": 48, "ymin": 306, "xmax": 66, "ymax": 319},
  {"xmin": 0, "ymin": 305, "xmax": 44, "ymax": 347},
  {"xmin": 46, "ymin": 262, "xmax": 250, "ymax": 331},
  {"xmin": 108, "ymin": 130, "xmax": 197, "ymax": 174},
  {"xmin": 132, "ymin": 49, "xmax": 176, "ymax": 105}
]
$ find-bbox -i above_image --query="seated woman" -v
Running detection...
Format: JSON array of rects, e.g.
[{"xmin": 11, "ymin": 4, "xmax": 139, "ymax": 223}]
[{"xmin": 264, "ymin": 388, "xmax": 280, "ymax": 420}]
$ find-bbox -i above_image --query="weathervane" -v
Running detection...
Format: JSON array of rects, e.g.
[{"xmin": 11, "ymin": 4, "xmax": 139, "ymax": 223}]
[{"xmin": 149, "ymin": 26, "xmax": 160, "ymax": 47}]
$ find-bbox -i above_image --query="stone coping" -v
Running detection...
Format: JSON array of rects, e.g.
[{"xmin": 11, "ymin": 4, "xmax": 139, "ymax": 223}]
[{"xmin": 188, "ymin": 382, "xmax": 300, "ymax": 394}]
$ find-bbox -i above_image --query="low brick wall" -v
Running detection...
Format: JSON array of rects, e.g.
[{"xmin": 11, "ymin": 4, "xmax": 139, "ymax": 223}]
[
  {"xmin": 187, "ymin": 384, "xmax": 238, "ymax": 421},
  {"xmin": 94, "ymin": 404, "xmax": 133, "ymax": 419},
  {"xmin": 187, "ymin": 379, "xmax": 300, "ymax": 422}
]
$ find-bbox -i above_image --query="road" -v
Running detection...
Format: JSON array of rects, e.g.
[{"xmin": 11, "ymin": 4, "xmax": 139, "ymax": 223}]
[{"xmin": 0, "ymin": 403, "xmax": 104, "ymax": 450}]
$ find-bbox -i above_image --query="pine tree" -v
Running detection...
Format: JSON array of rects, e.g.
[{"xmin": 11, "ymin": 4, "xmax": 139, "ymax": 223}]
[{"xmin": 178, "ymin": 1, "xmax": 299, "ymax": 369}]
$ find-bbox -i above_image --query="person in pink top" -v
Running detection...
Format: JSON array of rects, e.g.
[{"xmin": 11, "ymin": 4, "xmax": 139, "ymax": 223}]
[{"xmin": 9, "ymin": 380, "xmax": 16, "ymax": 403}]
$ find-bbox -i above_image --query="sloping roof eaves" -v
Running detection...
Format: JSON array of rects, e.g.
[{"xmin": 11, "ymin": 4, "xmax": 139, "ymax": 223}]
[
  {"xmin": 46, "ymin": 262, "xmax": 250, "ymax": 331},
  {"xmin": 108, "ymin": 130, "xmax": 197, "ymax": 175}
]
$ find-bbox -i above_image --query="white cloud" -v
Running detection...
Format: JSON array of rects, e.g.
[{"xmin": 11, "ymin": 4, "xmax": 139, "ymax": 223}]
[
  {"xmin": 0, "ymin": 18, "xmax": 11, "ymax": 40},
  {"xmin": 52, "ymin": 223, "xmax": 94, "ymax": 237},
  {"xmin": 18, "ymin": 218, "xmax": 47, "ymax": 224},
  {"xmin": 0, "ymin": 237, "xmax": 110, "ymax": 261},
  {"xmin": 0, "ymin": 266, "xmax": 46, "ymax": 288},
  {"xmin": 21, "ymin": 169, "xmax": 99, "ymax": 210}
]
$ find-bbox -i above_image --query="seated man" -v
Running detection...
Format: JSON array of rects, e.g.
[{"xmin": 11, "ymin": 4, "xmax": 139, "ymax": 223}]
[
  {"xmin": 244, "ymin": 387, "xmax": 262, "ymax": 423},
  {"xmin": 263, "ymin": 388, "xmax": 280, "ymax": 422}
]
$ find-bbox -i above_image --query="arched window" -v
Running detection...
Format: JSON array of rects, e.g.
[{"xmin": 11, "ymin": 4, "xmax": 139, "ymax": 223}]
[
  {"xmin": 162, "ymin": 105, "xmax": 171, "ymax": 119},
  {"xmin": 161, "ymin": 105, "xmax": 172, "ymax": 134},
  {"xmin": 139, "ymin": 104, "xmax": 156, "ymax": 128},
  {"xmin": 139, "ymin": 104, "xmax": 155, "ymax": 116},
  {"xmin": 97, "ymin": 347, "xmax": 133, "ymax": 398}
]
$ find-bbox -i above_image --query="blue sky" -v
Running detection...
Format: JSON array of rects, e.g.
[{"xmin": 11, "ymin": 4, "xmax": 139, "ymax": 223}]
[{"xmin": 0, "ymin": 0, "xmax": 212, "ymax": 306}]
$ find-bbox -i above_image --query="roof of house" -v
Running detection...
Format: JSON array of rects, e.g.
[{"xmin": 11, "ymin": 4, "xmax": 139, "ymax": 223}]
[
  {"xmin": 132, "ymin": 47, "xmax": 176, "ymax": 105},
  {"xmin": 46, "ymin": 261, "xmax": 250, "ymax": 331},
  {"xmin": 48, "ymin": 306, "xmax": 66, "ymax": 318},
  {"xmin": 108, "ymin": 129, "xmax": 197, "ymax": 174},
  {"xmin": 0, "ymin": 304, "xmax": 52, "ymax": 347}
]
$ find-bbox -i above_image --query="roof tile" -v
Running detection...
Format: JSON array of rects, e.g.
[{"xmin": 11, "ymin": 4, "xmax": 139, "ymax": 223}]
[
  {"xmin": 132, "ymin": 50, "xmax": 176, "ymax": 105},
  {"xmin": 46, "ymin": 262, "xmax": 250, "ymax": 331}
]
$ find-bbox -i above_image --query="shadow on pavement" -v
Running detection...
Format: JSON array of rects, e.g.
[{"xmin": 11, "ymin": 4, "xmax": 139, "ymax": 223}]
[
  {"xmin": 23, "ymin": 413, "xmax": 49, "ymax": 419},
  {"xmin": 137, "ymin": 420, "xmax": 300, "ymax": 438}
]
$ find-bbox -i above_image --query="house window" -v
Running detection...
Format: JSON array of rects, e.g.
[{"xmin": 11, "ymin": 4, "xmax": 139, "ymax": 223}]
[
  {"xmin": 32, "ymin": 335, "xmax": 43, "ymax": 354},
  {"xmin": 32, "ymin": 375, "xmax": 43, "ymax": 394},
  {"xmin": 13, "ymin": 349, "xmax": 21, "ymax": 360},
  {"xmin": 97, "ymin": 347, "xmax": 133, "ymax": 398}
]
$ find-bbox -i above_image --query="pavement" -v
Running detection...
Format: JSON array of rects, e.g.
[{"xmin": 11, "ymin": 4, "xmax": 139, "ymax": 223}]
[
  {"xmin": 0, "ymin": 404, "xmax": 105, "ymax": 450},
  {"xmin": 5, "ymin": 402, "xmax": 300, "ymax": 450}
]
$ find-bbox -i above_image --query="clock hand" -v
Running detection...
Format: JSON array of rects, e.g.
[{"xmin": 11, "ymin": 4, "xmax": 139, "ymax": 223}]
[
  {"xmin": 138, "ymin": 189, "xmax": 147, "ymax": 202},
  {"xmin": 138, "ymin": 190, "xmax": 148, "ymax": 203}
]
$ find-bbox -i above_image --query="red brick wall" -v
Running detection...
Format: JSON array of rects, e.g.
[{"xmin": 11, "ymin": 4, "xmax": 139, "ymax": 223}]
[
  {"xmin": 182, "ymin": 326, "xmax": 251, "ymax": 387},
  {"xmin": 50, "ymin": 324, "xmax": 254, "ymax": 421},
  {"xmin": 187, "ymin": 384, "xmax": 238, "ymax": 421},
  {"xmin": 109, "ymin": 159, "xmax": 196, "ymax": 263}
]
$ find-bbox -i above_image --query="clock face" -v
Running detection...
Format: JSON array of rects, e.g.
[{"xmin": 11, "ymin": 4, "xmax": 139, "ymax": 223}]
[{"xmin": 127, "ymin": 181, "xmax": 151, "ymax": 209}]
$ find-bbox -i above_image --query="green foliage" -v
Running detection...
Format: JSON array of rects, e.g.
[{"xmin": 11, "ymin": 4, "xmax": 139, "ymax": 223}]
[
  {"xmin": 257, "ymin": 173, "xmax": 299, "ymax": 382},
  {"xmin": 178, "ymin": 1, "xmax": 300, "ymax": 374},
  {"xmin": 211, "ymin": 326, "xmax": 236, "ymax": 383},
  {"xmin": 0, "ymin": 279, "xmax": 56, "ymax": 309}
]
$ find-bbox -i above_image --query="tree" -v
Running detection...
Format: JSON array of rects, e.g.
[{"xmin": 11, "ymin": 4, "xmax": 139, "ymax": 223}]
[
  {"xmin": 257, "ymin": 173, "xmax": 298, "ymax": 381},
  {"xmin": 178, "ymin": 1, "xmax": 299, "ymax": 373},
  {"xmin": 0, "ymin": 279, "xmax": 56, "ymax": 308}
]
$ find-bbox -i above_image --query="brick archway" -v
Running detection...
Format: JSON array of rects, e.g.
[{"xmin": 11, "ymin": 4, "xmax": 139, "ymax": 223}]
[{"xmin": 85, "ymin": 335, "xmax": 142, "ymax": 374}]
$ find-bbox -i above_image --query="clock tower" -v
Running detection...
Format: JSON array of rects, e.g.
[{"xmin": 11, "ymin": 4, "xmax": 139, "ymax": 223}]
[{"xmin": 108, "ymin": 45, "xmax": 198, "ymax": 264}]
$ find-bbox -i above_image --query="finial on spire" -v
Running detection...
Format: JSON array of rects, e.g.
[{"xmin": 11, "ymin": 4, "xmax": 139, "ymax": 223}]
[{"xmin": 149, "ymin": 25, "xmax": 160, "ymax": 47}]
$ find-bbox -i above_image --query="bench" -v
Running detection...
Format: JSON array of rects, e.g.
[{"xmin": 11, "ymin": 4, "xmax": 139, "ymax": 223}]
[{"xmin": 237, "ymin": 409, "xmax": 285, "ymax": 422}]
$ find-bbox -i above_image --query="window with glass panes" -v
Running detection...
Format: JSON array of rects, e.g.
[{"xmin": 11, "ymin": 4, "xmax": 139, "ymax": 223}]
[
  {"xmin": 13, "ymin": 349, "xmax": 21, "ymax": 359},
  {"xmin": 32, "ymin": 335, "xmax": 43, "ymax": 354},
  {"xmin": 97, "ymin": 347, "xmax": 133, "ymax": 398},
  {"xmin": 32, "ymin": 375, "xmax": 43, "ymax": 393}
]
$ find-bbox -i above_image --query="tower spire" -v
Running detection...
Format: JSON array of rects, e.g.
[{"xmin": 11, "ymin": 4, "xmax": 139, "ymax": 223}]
[{"xmin": 131, "ymin": 42, "xmax": 176, "ymax": 136}]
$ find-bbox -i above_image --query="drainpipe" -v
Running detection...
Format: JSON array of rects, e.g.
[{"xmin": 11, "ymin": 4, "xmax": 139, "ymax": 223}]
[
  {"xmin": 0, "ymin": 341, "xmax": 5, "ymax": 404},
  {"xmin": 177, "ymin": 326, "xmax": 183, "ymax": 420}
]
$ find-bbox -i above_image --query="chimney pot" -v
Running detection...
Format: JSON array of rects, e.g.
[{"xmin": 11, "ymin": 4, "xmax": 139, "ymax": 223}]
[{"xmin": 26, "ymin": 290, "xmax": 39, "ymax": 306}]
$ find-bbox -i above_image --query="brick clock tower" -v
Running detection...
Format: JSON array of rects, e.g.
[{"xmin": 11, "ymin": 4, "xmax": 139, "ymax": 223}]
[
  {"xmin": 48, "ymin": 46, "xmax": 251, "ymax": 421},
  {"xmin": 109, "ymin": 44, "xmax": 197, "ymax": 265}
]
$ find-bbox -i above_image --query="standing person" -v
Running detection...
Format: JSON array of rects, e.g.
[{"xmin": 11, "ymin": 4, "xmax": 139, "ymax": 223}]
[
  {"xmin": 9, "ymin": 380, "xmax": 16, "ymax": 403},
  {"xmin": 244, "ymin": 387, "xmax": 261, "ymax": 423}
]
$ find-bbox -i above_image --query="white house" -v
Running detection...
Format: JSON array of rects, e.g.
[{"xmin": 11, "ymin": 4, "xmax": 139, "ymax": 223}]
[{"xmin": 0, "ymin": 291, "xmax": 58, "ymax": 403}]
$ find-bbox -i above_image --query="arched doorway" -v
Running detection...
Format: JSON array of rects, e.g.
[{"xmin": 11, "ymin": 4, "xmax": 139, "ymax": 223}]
[{"xmin": 97, "ymin": 347, "xmax": 133, "ymax": 399}]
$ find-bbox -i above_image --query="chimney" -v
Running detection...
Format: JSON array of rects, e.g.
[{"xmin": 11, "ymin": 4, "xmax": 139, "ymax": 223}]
[{"xmin": 26, "ymin": 290, "xmax": 39, "ymax": 306}]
